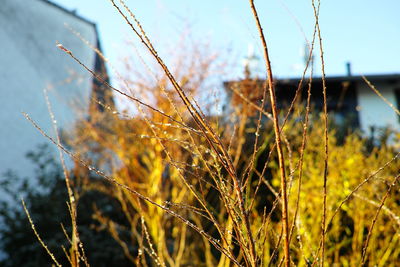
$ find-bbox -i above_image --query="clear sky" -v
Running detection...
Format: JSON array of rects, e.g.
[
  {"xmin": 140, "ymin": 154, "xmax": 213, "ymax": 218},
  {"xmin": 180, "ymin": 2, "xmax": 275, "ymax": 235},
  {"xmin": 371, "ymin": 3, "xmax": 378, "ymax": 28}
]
[{"xmin": 52, "ymin": 0, "xmax": 400, "ymax": 80}]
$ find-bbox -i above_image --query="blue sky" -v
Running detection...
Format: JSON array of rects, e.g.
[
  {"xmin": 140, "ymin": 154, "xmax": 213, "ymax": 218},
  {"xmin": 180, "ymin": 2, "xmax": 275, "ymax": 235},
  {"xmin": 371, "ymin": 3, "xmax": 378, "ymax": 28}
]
[{"xmin": 52, "ymin": 0, "xmax": 400, "ymax": 80}]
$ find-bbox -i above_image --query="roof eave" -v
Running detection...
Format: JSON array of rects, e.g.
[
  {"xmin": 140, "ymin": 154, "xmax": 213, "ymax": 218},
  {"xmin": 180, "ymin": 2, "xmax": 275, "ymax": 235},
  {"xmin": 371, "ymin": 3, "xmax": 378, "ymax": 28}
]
[{"xmin": 40, "ymin": 0, "xmax": 96, "ymax": 27}]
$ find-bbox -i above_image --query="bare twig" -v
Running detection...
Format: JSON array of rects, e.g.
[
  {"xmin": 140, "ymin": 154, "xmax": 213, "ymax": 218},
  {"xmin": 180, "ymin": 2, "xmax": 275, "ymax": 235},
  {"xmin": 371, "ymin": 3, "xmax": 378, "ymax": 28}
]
[
  {"xmin": 248, "ymin": 1, "xmax": 290, "ymax": 266},
  {"xmin": 362, "ymin": 76, "xmax": 400, "ymax": 116},
  {"xmin": 22, "ymin": 112, "xmax": 242, "ymax": 266},
  {"xmin": 108, "ymin": 1, "xmax": 257, "ymax": 264},
  {"xmin": 360, "ymin": 174, "xmax": 400, "ymax": 265},
  {"xmin": 43, "ymin": 87, "xmax": 82, "ymax": 266},
  {"xmin": 311, "ymin": 1, "xmax": 329, "ymax": 265},
  {"xmin": 21, "ymin": 198, "xmax": 62, "ymax": 267}
]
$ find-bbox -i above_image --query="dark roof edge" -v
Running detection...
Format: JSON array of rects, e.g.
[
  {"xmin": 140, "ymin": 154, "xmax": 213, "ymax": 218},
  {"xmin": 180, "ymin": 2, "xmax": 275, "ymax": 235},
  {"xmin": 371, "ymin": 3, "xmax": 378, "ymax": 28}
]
[
  {"xmin": 40, "ymin": 0, "xmax": 96, "ymax": 27},
  {"xmin": 224, "ymin": 73, "xmax": 400, "ymax": 87},
  {"xmin": 91, "ymin": 24, "xmax": 115, "ymax": 109},
  {"xmin": 277, "ymin": 73, "xmax": 400, "ymax": 83}
]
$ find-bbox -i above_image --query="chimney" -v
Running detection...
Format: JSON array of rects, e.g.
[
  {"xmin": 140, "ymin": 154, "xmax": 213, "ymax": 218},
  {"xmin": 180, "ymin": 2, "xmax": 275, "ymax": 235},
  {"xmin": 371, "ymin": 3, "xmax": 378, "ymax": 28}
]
[{"xmin": 346, "ymin": 62, "xmax": 352, "ymax": 76}]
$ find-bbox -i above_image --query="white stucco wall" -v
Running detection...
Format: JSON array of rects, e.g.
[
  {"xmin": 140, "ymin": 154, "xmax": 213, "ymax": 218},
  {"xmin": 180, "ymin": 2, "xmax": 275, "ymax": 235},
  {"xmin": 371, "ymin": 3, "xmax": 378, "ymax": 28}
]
[
  {"xmin": 356, "ymin": 81, "xmax": 400, "ymax": 134},
  {"xmin": 0, "ymin": 0, "xmax": 97, "ymax": 181}
]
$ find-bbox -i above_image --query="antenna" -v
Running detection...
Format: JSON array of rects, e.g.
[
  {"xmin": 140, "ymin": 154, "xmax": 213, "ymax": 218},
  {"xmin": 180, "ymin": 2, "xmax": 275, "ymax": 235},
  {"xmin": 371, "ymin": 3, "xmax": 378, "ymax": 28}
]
[
  {"xmin": 301, "ymin": 42, "xmax": 314, "ymax": 72},
  {"xmin": 242, "ymin": 44, "xmax": 259, "ymax": 79}
]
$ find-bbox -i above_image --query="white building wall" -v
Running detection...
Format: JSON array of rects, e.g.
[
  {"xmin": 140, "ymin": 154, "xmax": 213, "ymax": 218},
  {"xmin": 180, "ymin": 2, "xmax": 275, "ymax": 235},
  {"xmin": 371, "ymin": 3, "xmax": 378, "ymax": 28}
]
[
  {"xmin": 0, "ymin": 0, "xmax": 97, "ymax": 181},
  {"xmin": 357, "ymin": 81, "xmax": 400, "ymax": 134}
]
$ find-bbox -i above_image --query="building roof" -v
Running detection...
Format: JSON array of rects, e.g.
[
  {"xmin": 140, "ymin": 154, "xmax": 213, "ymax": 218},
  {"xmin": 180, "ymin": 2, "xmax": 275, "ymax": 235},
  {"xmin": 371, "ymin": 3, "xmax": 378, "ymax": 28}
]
[
  {"xmin": 225, "ymin": 73, "xmax": 400, "ymax": 89},
  {"xmin": 40, "ymin": 0, "xmax": 114, "ymax": 112},
  {"xmin": 278, "ymin": 73, "xmax": 400, "ymax": 85},
  {"xmin": 0, "ymin": 0, "xmax": 112, "ymax": 182},
  {"xmin": 40, "ymin": 0, "xmax": 96, "ymax": 27}
]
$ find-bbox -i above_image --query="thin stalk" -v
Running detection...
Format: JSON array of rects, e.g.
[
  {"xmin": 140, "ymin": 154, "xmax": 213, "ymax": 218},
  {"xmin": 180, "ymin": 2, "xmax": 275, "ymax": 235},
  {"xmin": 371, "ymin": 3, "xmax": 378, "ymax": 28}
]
[
  {"xmin": 311, "ymin": 0, "xmax": 328, "ymax": 265},
  {"xmin": 21, "ymin": 199, "xmax": 62, "ymax": 267},
  {"xmin": 23, "ymin": 112, "xmax": 242, "ymax": 266},
  {"xmin": 109, "ymin": 1, "xmax": 257, "ymax": 264},
  {"xmin": 311, "ymin": 151, "xmax": 400, "ymax": 267},
  {"xmin": 43, "ymin": 88, "xmax": 82, "ymax": 267},
  {"xmin": 248, "ymin": 1, "xmax": 290, "ymax": 266},
  {"xmin": 288, "ymin": 12, "xmax": 318, "ymax": 244},
  {"xmin": 360, "ymin": 174, "xmax": 400, "ymax": 265}
]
